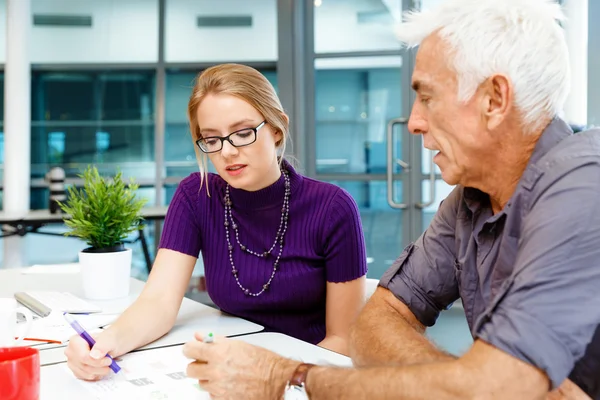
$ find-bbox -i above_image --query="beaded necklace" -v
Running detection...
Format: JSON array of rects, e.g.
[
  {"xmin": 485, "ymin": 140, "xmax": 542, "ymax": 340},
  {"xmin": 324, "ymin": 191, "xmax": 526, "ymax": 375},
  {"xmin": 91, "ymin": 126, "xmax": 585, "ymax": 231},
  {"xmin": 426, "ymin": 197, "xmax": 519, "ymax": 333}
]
[{"xmin": 223, "ymin": 169, "xmax": 290, "ymax": 296}]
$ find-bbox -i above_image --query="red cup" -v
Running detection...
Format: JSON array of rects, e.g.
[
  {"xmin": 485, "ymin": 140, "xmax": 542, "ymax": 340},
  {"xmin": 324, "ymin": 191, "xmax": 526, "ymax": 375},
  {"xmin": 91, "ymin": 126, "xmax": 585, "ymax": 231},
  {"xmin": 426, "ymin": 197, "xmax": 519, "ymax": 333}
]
[{"xmin": 0, "ymin": 347, "xmax": 40, "ymax": 400}]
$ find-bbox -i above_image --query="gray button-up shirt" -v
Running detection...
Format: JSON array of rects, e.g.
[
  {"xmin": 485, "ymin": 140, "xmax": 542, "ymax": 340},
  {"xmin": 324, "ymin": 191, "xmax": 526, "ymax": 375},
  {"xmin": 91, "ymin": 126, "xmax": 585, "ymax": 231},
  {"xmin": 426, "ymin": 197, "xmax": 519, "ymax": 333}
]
[{"xmin": 380, "ymin": 118, "xmax": 600, "ymax": 397}]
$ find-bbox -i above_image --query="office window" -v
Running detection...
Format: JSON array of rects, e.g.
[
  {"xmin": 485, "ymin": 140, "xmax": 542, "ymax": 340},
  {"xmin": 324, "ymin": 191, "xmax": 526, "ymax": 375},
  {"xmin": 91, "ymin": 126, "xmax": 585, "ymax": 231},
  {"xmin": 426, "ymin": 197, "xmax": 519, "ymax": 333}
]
[
  {"xmin": 315, "ymin": 57, "xmax": 402, "ymax": 175},
  {"xmin": 0, "ymin": 72, "xmax": 3, "ymax": 209},
  {"xmin": 164, "ymin": 68, "xmax": 277, "ymax": 179},
  {"xmin": 0, "ymin": 72, "xmax": 4, "ymax": 122},
  {"xmin": 0, "ymin": 72, "xmax": 4, "ymax": 166},
  {"xmin": 166, "ymin": 0, "xmax": 277, "ymax": 62},
  {"xmin": 30, "ymin": 70, "xmax": 156, "ymax": 180}
]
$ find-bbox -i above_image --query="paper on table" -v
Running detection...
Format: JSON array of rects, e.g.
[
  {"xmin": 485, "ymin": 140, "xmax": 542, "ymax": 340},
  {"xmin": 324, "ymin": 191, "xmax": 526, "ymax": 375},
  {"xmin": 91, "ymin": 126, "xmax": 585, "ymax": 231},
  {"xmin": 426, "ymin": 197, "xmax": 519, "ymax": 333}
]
[
  {"xmin": 21, "ymin": 263, "xmax": 81, "ymax": 274},
  {"xmin": 25, "ymin": 311, "xmax": 118, "ymax": 344},
  {"xmin": 69, "ymin": 345, "xmax": 209, "ymax": 399}
]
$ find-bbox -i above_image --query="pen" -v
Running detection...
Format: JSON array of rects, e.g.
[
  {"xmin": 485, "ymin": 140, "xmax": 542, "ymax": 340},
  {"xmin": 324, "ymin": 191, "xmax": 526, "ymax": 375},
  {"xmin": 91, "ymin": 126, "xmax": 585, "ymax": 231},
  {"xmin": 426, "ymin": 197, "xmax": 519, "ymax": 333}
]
[
  {"xmin": 203, "ymin": 332, "xmax": 214, "ymax": 343},
  {"xmin": 63, "ymin": 313, "xmax": 121, "ymax": 373}
]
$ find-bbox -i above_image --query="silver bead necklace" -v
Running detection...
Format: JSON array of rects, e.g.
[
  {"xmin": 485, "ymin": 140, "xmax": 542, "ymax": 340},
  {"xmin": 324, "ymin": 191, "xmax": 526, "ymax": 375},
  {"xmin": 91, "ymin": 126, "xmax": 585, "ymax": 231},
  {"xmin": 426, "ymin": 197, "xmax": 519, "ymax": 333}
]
[{"xmin": 223, "ymin": 169, "xmax": 290, "ymax": 296}]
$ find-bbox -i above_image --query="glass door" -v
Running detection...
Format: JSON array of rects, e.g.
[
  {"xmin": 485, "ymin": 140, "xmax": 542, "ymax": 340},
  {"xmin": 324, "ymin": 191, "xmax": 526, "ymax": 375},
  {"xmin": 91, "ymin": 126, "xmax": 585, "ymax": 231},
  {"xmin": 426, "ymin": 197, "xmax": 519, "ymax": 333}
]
[
  {"xmin": 308, "ymin": 0, "xmax": 469, "ymax": 354},
  {"xmin": 311, "ymin": 0, "xmax": 415, "ymax": 278}
]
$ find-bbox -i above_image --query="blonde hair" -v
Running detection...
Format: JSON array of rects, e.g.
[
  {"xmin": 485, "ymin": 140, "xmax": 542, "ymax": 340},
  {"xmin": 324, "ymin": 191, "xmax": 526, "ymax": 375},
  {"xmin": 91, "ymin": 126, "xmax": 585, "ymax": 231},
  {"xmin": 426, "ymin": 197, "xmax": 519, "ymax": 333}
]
[{"xmin": 187, "ymin": 63, "xmax": 289, "ymax": 190}]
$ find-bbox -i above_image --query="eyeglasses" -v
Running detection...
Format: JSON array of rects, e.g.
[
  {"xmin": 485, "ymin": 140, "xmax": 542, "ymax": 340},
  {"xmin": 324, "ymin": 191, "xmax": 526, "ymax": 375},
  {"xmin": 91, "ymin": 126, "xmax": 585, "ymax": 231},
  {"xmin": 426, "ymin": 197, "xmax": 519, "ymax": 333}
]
[{"xmin": 196, "ymin": 121, "xmax": 266, "ymax": 154}]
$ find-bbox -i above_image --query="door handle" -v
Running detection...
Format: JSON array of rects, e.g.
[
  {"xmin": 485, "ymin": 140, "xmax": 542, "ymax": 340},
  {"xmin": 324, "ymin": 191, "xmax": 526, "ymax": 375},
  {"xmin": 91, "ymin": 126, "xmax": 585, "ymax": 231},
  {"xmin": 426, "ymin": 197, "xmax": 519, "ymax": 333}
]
[
  {"xmin": 415, "ymin": 150, "xmax": 436, "ymax": 209},
  {"xmin": 386, "ymin": 117, "xmax": 409, "ymax": 209}
]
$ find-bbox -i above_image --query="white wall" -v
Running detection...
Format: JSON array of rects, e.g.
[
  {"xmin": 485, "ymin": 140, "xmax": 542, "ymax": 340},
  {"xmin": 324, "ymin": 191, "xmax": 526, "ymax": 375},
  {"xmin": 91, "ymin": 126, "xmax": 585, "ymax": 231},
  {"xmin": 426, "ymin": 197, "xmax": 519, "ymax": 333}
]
[
  {"xmin": 0, "ymin": 0, "xmax": 158, "ymax": 63},
  {"xmin": 0, "ymin": 0, "xmax": 409, "ymax": 66},
  {"xmin": 314, "ymin": 0, "xmax": 401, "ymax": 54},
  {"xmin": 166, "ymin": 0, "xmax": 277, "ymax": 63}
]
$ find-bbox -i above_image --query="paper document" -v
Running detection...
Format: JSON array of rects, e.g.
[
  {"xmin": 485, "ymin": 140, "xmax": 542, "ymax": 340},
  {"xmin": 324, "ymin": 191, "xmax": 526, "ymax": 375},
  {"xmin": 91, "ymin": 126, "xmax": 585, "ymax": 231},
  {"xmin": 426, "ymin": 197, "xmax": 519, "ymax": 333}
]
[
  {"xmin": 21, "ymin": 263, "xmax": 81, "ymax": 274},
  {"xmin": 69, "ymin": 345, "xmax": 209, "ymax": 399},
  {"xmin": 25, "ymin": 311, "xmax": 117, "ymax": 343}
]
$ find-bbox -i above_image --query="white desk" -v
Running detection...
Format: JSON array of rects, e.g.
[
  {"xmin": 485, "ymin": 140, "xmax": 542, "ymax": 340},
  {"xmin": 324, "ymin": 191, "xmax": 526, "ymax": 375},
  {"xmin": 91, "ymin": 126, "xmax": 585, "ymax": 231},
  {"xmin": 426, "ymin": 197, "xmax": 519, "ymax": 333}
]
[
  {"xmin": 0, "ymin": 206, "xmax": 169, "ymax": 271},
  {"xmin": 239, "ymin": 332, "xmax": 352, "ymax": 367},
  {"xmin": 0, "ymin": 267, "xmax": 263, "ymax": 366},
  {"xmin": 40, "ymin": 332, "xmax": 352, "ymax": 399}
]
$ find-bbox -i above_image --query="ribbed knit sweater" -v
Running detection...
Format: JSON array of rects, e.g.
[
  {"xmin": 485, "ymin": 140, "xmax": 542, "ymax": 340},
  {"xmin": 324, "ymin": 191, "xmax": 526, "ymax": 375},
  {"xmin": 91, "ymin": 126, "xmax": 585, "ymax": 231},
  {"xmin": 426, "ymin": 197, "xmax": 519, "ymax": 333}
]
[{"xmin": 159, "ymin": 161, "xmax": 368, "ymax": 344}]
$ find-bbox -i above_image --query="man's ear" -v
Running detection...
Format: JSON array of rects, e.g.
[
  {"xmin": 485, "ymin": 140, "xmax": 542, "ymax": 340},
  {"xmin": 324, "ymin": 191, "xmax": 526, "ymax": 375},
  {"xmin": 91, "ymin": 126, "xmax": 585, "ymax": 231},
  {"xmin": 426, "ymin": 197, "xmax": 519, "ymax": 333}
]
[{"xmin": 481, "ymin": 73, "xmax": 512, "ymax": 131}]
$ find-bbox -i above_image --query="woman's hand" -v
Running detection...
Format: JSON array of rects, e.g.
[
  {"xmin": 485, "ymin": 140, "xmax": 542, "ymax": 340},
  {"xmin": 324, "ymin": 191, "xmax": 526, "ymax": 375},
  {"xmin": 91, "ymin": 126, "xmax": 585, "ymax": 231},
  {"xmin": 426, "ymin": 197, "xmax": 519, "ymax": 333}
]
[{"xmin": 64, "ymin": 330, "xmax": 119, "ymax": 381}]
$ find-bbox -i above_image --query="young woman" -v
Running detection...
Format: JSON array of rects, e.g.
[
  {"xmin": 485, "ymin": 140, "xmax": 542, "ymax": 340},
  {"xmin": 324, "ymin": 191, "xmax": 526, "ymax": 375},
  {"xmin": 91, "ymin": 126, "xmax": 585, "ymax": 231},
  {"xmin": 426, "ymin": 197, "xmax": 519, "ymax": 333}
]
[{"xmin": 64, "ymin": 63, "xmax": 367, "ymax": 381}]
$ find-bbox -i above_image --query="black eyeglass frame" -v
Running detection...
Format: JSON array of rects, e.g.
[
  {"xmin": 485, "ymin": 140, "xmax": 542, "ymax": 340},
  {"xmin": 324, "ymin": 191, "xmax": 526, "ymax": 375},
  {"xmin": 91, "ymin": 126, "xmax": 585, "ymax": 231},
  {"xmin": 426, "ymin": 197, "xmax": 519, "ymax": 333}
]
[{"xmin": 195, "ymin": 120, "xmax": 267, "ymax": 154}]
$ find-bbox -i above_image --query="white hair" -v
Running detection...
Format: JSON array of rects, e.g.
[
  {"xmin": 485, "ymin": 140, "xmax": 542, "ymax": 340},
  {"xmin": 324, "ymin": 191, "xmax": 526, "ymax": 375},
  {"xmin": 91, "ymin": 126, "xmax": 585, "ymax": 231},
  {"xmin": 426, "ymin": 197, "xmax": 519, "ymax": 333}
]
[{"xmin": 397, "ymin": 0, "xmax": 570, "ymax": 133}]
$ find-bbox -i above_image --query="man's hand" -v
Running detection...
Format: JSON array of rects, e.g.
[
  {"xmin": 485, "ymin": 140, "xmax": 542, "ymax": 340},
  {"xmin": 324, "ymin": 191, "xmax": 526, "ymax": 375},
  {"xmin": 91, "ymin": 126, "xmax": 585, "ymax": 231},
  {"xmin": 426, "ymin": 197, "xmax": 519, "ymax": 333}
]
[
  {"xmin": 183, "ymin": 332, "xmax": 300, "ymax": 400},
  {"xmin": 546, "ymin": 379, "xmax": 591, "ymax": 400}
]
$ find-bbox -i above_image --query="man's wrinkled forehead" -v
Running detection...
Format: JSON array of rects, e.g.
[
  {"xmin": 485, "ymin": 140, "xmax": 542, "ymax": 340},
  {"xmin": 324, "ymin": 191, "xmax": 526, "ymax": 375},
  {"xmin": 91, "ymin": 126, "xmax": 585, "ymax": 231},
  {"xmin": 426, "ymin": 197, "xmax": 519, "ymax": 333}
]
[{"xmin": 412, "ymin": 34, "xmax": 457, "ymax": 92}]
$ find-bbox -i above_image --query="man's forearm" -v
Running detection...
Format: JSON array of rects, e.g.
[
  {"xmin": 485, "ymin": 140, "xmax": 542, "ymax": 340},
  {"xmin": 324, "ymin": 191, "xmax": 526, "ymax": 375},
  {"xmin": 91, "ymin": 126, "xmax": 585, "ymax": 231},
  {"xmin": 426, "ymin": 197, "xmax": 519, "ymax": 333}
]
[
  {"xmin": 305, "ymin": 362, "xmax": 467, "ymax": 400},
  {"xmin": 303, "ymin": 361, "xmax": 543, "ymax": 400},
  {"xmin": 349, "ymin": 297, "xmax": 454, "ymax": 367}
]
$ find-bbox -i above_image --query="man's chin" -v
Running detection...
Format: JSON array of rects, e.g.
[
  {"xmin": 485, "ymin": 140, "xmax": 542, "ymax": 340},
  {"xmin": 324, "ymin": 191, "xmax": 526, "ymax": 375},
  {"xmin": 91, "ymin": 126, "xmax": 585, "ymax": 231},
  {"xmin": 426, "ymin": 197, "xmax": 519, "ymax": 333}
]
[{"xmin": 439, "ymin": 170, "xmax": 460, "ymax": 186}]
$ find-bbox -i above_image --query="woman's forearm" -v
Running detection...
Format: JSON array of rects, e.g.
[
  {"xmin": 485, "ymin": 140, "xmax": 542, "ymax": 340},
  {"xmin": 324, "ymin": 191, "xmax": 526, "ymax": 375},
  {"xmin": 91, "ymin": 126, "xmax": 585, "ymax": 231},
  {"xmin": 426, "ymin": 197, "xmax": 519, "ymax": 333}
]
[
  {"xmin": 104, "ymin": 295, "xmax": 181, "ymax": 356},
  {"xmin": 318, "ymin": 335, "xmax": 349, "ymax": 356}
]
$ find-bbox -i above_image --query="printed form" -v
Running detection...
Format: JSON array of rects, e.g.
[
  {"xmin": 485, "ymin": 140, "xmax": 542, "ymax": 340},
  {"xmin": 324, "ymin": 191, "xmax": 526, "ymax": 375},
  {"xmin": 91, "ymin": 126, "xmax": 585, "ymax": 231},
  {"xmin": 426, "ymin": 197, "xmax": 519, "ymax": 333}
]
[{"xmin": 50, "ymin": 345, "xmax": 209, "ymax": 399}]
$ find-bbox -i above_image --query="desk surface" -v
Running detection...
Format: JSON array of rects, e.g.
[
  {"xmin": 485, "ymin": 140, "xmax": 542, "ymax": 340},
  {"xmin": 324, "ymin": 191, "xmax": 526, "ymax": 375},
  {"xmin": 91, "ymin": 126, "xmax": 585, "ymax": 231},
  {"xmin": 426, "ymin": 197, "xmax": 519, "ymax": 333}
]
[
  {"xmin": 40, "ymin": 332, "xmax": 352, "ymax": 399},
  {"xmin": 0, "ymin": 206, "xmax": 169, "ymax": 224},
  {"xmin": 0, "ymin": 267, "xmax": 263, "ymax": 366}
]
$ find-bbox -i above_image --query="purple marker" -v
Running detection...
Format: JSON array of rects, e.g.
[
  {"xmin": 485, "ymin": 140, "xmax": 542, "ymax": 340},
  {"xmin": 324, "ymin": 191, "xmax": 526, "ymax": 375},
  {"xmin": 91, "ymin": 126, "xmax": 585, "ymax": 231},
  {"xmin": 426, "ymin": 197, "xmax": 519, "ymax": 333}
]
[{"xmin": 63, "ymin": 313, "xmax": 121, "ymax": 373}]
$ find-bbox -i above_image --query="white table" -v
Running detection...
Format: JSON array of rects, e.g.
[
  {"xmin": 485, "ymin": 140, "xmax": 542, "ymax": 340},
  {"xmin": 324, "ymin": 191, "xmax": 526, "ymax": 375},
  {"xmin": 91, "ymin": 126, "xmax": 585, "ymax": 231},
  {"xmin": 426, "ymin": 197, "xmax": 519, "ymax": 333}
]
[
  {"xmin": 0, "ymin": 267, "xmax": 263, "ymax": 366},
  {"xmin": 40, "ymin": 332, "xmax": 352, "ymax": 399},
  {"xmin": 0, "ymin": 206, "xmax": 169, "ymax": 271}
]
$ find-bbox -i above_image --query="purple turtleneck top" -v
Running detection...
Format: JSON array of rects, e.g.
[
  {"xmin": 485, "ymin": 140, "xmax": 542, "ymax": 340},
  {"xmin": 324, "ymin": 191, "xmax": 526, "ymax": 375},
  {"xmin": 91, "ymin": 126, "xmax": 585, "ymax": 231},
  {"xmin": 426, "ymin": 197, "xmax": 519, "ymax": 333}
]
[{"xmin": 159, "ymin": 161, "xmax": 368, "ymax": 344}]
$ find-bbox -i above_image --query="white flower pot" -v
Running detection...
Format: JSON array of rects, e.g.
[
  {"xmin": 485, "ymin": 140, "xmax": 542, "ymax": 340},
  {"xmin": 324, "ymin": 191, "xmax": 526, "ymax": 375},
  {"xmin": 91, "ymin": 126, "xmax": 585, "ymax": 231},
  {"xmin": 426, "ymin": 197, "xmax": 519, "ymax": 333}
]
[{"xmin": 79, "ymin": 247, "xmax": 132, "ymax": 300}]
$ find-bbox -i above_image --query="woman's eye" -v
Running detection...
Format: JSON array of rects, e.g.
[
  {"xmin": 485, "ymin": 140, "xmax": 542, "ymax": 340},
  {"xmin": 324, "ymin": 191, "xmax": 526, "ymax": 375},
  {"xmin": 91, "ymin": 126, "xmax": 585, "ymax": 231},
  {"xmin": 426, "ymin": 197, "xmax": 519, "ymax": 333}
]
[{"xmin": 236, "ymin": 131, "xmax": 253, "ymax": 138}]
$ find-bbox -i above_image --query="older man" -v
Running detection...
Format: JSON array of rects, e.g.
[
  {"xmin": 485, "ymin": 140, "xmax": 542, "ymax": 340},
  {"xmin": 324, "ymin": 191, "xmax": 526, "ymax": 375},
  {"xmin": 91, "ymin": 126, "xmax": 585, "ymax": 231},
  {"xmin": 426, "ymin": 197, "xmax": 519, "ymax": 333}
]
[{"xmin": 183, "ymin": 0, "xmax": 600, "ymax": 399}]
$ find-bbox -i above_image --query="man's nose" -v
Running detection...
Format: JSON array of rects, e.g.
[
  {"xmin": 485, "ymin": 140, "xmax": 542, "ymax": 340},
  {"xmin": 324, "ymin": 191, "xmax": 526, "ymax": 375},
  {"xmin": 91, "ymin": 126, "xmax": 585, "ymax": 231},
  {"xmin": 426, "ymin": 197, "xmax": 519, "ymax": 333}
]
[
  {"xmin": 408, "ymin": 102, "xmax": 428, "ymax": 135},
  {"xmin": 408, "ymin": 106, "xmax": 427, "ymax": 136}
]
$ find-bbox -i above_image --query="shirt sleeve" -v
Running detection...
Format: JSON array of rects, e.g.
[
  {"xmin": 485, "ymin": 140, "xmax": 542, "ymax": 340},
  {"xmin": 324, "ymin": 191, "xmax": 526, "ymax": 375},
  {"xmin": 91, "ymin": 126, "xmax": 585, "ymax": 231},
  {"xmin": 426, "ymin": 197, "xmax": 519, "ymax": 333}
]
[
  {"xmin": 322, "ymin": 188, "xmax": 368, "ymax": 283},
  {"xmin": 379, "ymin": 186, "xmax": 461, "ymax": 326},
  {"xmin": 158, "ymin": 174, "xmax": 203, "ymax": 257},
  {"xmin": 474, "ymin": 162, "xmax": 600, "ymax": 389}
]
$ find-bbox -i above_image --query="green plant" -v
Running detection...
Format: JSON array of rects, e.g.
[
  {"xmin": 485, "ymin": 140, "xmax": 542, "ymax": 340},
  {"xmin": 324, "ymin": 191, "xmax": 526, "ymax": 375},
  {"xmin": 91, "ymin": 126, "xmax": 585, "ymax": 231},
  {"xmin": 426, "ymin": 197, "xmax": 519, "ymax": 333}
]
[{"xmin": 58, "ymin": 165, "xmax": 148, "ymax": 251}]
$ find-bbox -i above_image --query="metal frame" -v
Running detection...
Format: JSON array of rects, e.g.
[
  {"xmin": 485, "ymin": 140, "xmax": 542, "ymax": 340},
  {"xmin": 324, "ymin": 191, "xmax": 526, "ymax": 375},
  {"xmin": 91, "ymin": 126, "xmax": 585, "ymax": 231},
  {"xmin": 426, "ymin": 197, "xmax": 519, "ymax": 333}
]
[
  {"xmin": 400, "ymin": 23, "xmax": 419, "ymax": 247},
  {"xmin": 166, "ymin": 62, "xmax": 277, "ymax": 71},
  {"xmin": 152, "ymin": 0, "xmax": 167, "ymax": 251},
  {"xmin": 276, "ymin": 0, "xmax": 315, "ymax": 174},
  {"xmin": 29, "ymin": 63, "xmax": 159, "ymax": 71}
]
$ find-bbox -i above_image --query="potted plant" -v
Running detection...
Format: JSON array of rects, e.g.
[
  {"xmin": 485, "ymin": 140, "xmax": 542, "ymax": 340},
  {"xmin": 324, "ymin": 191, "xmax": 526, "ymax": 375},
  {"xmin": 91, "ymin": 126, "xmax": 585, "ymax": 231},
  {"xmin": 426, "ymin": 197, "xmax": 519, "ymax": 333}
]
[{"xmin": 58, "ymin": 166, "xmax": 147, "ymax": 300}]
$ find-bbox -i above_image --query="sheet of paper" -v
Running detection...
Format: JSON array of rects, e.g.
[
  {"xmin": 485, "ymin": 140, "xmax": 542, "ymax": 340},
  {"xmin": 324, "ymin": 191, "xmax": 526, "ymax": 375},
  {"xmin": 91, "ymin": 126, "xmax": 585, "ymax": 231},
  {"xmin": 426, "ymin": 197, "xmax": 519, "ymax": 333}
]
[
  {"xmin": 26, "ymin": 311, "xmax": 117, "ymax": 343},
  {"xmin": 69, "ymin": 345, "xmax": 209, "ymax": 399},
  {"xmin": 21, "ymin": 263, "xmax": 81, "ymax": 274}
]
